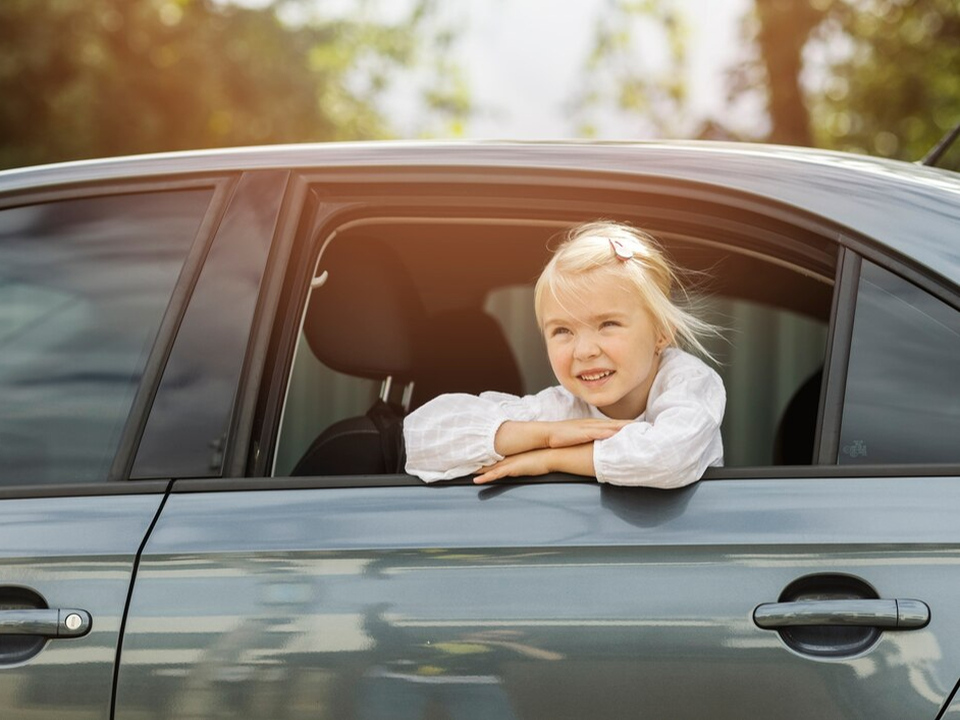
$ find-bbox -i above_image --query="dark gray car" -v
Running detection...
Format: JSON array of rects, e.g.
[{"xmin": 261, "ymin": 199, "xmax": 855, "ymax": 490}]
[{"xmin": 1, "ymin": 141, "xmax": 959, "ymax": 719}]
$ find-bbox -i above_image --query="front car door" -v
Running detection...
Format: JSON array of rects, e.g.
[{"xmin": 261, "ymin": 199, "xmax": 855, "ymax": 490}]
[
  {"xmin": 113, "ymin": 153, "xmax": 960, "ymax": 719},
  {"xmin": 0, "ymin": 175, "xmax": 228, "ymax": 719}
]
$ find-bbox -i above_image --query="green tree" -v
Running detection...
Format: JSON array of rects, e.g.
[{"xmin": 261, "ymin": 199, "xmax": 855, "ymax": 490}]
[
  {"xmin": 0, "ymin": 0, "xmax": 470, "ymax": 170},
  {"xmin": 577, "ymin": 0, "xmax": 960, "ymax": 160},
  {"xmin": 572, "ymin": 0, "xmax": 690, "ymax": 139},
  {"xmin": 807, "ymin": 0, "xmax": 960, "ymax": 160},
  {"xmin": 727, "ymin": 0, "xmax": 960, "ymax": 157}
]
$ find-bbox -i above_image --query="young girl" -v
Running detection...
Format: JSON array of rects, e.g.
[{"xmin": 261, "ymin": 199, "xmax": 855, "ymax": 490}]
[{"xmin": 403, "ymin": 220, "xmax": 725, "ymax": 488}]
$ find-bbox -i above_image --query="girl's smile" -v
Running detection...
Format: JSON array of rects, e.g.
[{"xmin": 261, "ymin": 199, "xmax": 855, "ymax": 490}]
[
  {"xmin": 541, "ymin": 273, "xmax": 665, "ymax": 420},
  {"xmin": 577, "ymin": 368, "xmax": 615, "ymax": 385}
]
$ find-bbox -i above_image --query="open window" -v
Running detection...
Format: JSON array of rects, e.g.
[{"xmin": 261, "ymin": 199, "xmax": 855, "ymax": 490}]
[{"xmin": 269, "ymin": 186, "xmax": 837, "ymax": 478}]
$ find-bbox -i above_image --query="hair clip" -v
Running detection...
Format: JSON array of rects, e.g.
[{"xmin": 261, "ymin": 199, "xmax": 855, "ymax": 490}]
[{"xmin": 609, "ymin": 238, "xmax": 634, "ymax": 261}]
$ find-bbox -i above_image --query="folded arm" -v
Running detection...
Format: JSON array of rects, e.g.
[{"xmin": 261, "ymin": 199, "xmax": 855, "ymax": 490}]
[
  {"xmin": 592, "ymin": 371, "xmax": 725, "ymax": 488},
  {"xmin": 403, "ymin": 389, "xmax": 625, "ymax": 483}
]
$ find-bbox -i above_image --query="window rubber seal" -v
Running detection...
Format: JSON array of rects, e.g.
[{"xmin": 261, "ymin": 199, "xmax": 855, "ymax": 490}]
[{"xmin": 815, "ymin": 246, "xmax": 861, "ymax": 465}]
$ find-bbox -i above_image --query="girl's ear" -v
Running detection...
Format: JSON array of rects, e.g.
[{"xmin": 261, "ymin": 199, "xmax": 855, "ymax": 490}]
[{"xmin": 657, "ymin": 327, "xmax": 675, "ymax": 350}]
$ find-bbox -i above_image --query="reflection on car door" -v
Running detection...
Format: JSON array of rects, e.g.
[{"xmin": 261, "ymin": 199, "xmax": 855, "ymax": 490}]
[
  {"xmin": 113, "ymin": 476, "xmax": 960, "ymax": 720},
  {"xmin": 0, "ymin": 490, "xmax": 166, "ymax": 720},
  {"xmin": 0, "ymin": 182, "xmax": 220, "ymax": 719}
]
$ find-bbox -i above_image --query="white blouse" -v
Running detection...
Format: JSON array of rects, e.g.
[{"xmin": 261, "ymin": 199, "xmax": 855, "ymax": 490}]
[{"xmin": 403, "ymin": 347, "xmax": 725, "ymax": 488}]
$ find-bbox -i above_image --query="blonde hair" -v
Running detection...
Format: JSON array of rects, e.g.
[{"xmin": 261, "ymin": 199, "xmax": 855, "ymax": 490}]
[{"xmin": 534, "ymin": 220, "xmax": 718, "ymax": 360}]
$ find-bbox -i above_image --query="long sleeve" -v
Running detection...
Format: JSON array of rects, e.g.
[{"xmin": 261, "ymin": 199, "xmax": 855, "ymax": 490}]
[
  {"xmin": 403, "ymin": 387, "xmax": 577, "ymax": 482},
  {"xmin": 592, "ymin": 354, "xmax": 725, "ymax": 489}
]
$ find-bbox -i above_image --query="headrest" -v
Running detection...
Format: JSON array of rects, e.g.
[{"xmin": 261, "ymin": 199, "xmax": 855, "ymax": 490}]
[
  {"xmin": 303, "ymin": 237, "xmax": 426, "ymax": 381},
  {"xmin": 410, "ymin": 307, "xmax": 524, "ymax": 409}
]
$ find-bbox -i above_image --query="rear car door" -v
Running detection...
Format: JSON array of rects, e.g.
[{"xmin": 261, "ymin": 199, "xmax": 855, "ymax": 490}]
[
  {"xmin": 113, "ymin": 166, "xmax": 960, "ymax": 719},
  {"xmin": 0, "ymin": 177, "xmax": 227, "ymax": 719}
]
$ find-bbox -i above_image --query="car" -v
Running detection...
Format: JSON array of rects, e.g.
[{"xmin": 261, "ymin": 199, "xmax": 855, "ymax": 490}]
[{"xmin": 1, "ymin": 140, "xmax": 959, "ymax": 720}]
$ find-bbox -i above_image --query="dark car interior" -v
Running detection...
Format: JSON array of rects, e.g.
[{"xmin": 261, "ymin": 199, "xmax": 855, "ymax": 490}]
[
  {"xmin": 275, "ymin": 205, "xmax": 837, "ymax": 477},
  {"xmin": 291, "ymin": 234, "xmax": 526, "ymax": 476}
]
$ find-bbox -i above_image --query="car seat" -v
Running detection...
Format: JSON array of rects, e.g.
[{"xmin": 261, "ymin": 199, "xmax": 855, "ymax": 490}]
[
  {"xmin": 773, "ymin": 367, "xmax": 823, "ymax": 465},
  {"xmin": 291, "ymin": 237, "xmax": 524, "ymax": 476},
  {"xmin": 292, "ymin": 237, "xmax": 425, "ymax": 476},
  {"xmin": 408, "ymin": 307, "xmax": 523, "ymax": 411}
]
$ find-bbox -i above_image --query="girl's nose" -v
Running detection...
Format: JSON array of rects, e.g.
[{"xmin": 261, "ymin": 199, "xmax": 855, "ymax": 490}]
[{"xmin": 573, "ymin": 334, "xmax": 601, "ymax": 360}]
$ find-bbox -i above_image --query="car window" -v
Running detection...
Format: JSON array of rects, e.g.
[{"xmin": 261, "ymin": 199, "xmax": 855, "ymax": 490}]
[
  {"xmin": 273, "ymin": 216, "xmax": 834, "ymax": 476},
  {"xmin": 273, "ymin": 337, "xmax": 379, "ymax": 476},
  {"xmin": 839, "ymin": 260, "xmax": 960, "ymax": 465},
  {"xmin": 0, "ymin": 189, "xmax": 212, "ymax": 486},
  {"xmin": 131, "ymin": 171, "xmax": 287, "ymax": 480}
]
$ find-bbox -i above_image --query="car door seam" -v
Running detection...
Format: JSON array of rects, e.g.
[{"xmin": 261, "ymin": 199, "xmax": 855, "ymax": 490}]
[
  {"xmin": 934, "ymin": 675, "xmax": 960, "ymax": 720},
  {"xmin": 109, "ymin": 479, "xmax": 174, "ymax": 720}
]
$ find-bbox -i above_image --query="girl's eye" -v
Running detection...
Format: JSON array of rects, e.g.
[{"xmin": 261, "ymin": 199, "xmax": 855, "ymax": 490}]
[
  {"xmin": 600, "ymin": 320, "xmax": 620, "ymax": 329},
  {"xmin": 550, "ymin": 327, "xmax": 571, "ymax": 337}
]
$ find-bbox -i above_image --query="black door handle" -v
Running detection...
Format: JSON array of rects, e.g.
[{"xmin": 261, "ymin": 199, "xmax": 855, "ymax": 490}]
[
  {"xmin": 0, "ymin": 609, "xmax": 92, "ymax": 638},
  {"xmin": 754, "ymin": 599, "xmax": 929, "ymax": 630}
]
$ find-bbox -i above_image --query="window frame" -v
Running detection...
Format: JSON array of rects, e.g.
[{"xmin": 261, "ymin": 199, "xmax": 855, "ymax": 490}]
[
  {"xmin": 0, "ymin": 173, "xmax": 238, "ymax": 495},
  {"xmin": 130, "ymin": 170, "xmax": 291, "ymax": 481},
  {"xmin": 817, "ymin": 236, "xmax": 960, "ymax": 470},
  {"xmin": 830, "ymin": 252, "xmax": 960, "ymax": 467},
  {"xmin": 237, "ymin": 167, "xmax": 960, "ymax": 486}
]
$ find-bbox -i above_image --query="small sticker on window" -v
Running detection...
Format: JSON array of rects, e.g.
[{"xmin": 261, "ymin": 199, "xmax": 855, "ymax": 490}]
[{"xmin": 842, "ymin": 440, "xmax": 867, "ymax": 458}]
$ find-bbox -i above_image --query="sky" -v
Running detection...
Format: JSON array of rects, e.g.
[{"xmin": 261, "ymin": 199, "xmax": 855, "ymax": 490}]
[{"xmin": 390, "ymin": 0, "xmax": 756, "ymax": 140}]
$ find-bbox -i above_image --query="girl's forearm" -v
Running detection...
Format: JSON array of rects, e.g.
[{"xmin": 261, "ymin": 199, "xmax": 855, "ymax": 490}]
[
  {"xmin": 546, "ymin": 444, "xmax": 596, "ymax": 477},
  {"xmin": 493, "ymin": 421, "xmax": 550, "ymax": 456}
]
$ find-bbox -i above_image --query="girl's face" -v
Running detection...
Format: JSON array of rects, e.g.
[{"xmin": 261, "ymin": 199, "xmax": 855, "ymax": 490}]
[{"xmin": 541, "ymin": 273, "xmax": 665, "ymax": 420}]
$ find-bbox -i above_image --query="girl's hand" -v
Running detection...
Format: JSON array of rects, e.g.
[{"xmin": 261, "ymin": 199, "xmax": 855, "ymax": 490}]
[
  {"xmin": 545, "ymin": 418, "xmax": 632, "ymax": 448},
  {"xmin": 473, "ymin": 444, "xmax": 598, "ymax": 484},
  {"xmin": 474, "ymin": 449, "xmax": 554, "ymax": 484}
]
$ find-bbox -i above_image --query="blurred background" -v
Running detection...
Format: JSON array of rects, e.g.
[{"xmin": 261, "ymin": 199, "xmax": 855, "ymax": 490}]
[{"xmin": 0, "ymin": 0, "xmax": 957, "ymax": 170}]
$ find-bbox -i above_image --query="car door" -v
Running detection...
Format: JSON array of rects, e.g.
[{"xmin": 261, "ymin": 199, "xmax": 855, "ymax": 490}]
[
  {"xmin": 114, "ymin": 476, "xmax": 960, "ymax": 720},
  {"xmin": 112, "ymin": 168, "xmax": 960, "ymax": 720},
  {"xmin": 0, "ymin": 177, "xmax": 227, "ymax": 719}
]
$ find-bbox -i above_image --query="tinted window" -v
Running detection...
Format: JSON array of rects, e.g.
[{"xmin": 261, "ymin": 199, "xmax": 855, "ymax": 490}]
[
  {"xmin": 0, "ymin": 189, "xmax": 211, "ymax": 485},
  {"xmin": 839, "ymin": 260, "xmax": 960, "ymax": 464},
  {"xmin": 132, "ymin": 171, "xmax": 286, "ymax": 479}
]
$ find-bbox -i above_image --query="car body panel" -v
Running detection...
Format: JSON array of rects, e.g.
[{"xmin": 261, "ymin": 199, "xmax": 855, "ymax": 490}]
[
  {"xmin": 0, "ymin": 492, "xmax": 166, "ymax": 720},
  {"xmin": 1, "ymin": 142, "xmax": 958, "ymax": 288},
  {"xmin": 113, "ymin": 476, "xmax": 960, "ymax": 719},
  {"xmin": 942, "ymin": 690, "xmax": 960, "ymax": 717},
  {"xmin": 2, "ymin": 141, "xmax": 958, "ymax": 719}
]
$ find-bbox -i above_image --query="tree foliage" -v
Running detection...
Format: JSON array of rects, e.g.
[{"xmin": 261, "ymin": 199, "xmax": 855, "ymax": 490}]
[
  {"xmin": 577, "ymin": 0, "xmax": 960, "ymax": 161},
  {"xmin": 808, "ymin": 0, "xmax": 960, "ymax": 160},
  {"xmin": 735, "ymin": 0, "xmax": 959, "ymax": 159},
  {"xmin": 0, "ymin": 0, "xmax": 469, "ymax": 170},
  {"xmin": 573, "ymin": 0, "xmax": 690, "ymax": 139}
]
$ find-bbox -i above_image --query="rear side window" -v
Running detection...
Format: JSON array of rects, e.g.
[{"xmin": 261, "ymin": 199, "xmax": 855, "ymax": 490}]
[
  {"xmin": 0, "ymin": 189, "xmax": 211, "ymax": 485},
  {"xmin": 839, "ymin": 260, "xmax": 960, "ymax": 465},
  {"xmin": 272, "ymin": 216, "xmax": 834, "ymax": 478}
]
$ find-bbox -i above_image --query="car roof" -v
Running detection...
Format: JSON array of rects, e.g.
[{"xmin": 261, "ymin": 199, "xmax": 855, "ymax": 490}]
[{"xmin": 2, "ymin": 140, "xmax": 959, "ymax": 288}]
